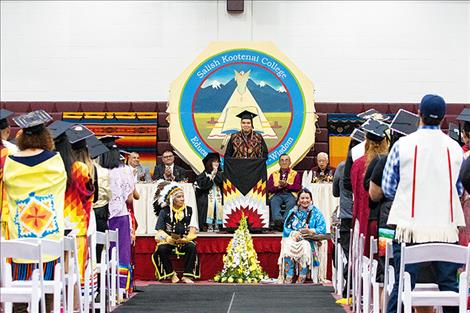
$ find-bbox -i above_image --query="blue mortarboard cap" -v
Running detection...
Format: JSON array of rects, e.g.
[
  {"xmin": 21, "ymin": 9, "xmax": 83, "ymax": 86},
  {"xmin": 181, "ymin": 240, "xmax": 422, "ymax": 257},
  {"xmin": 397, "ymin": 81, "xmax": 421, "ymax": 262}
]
[
  {"xmin": 86, "ymin": 135, "xmax": 109, "ymax": 158},
  {"xmin": 66, "ymin": 124, "xmax": 94, "ymax": 145},
  {"xmin": 419, "ymin": 94, "xmax": 446, "ymax": 120},
  {"xmin": 48, "ymin": 120, "xmax": 73, "ymax": 140},
  {"xmin": 350, "ymin": 128, "xmax": 365, "ymax": 143},
  {"xmin": 13, "ymin": 110, "xmax": 53, "ymax": 135},
  {"xmin": 390, "ymin": 109, "xmax": 419, "ymax": 136},
  {"xmin": 0, "ymin": 109, "xmax": 14, "ymax": 129},
  {"xmin": 361, "ymin": 119, "xmax": 389, "ymax": 141}
]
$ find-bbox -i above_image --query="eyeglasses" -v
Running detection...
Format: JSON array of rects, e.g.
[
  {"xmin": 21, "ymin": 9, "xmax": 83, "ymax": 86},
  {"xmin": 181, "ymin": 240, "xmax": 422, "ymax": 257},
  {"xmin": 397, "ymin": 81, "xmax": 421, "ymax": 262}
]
[{"xmin": 163, "ymin": 155, "xmax": 174, "ymax": 158}]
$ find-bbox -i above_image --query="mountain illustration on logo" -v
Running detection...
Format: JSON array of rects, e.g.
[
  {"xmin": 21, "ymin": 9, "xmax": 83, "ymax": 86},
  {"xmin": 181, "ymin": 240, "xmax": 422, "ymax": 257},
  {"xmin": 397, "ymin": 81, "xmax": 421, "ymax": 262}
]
[{"xmin": 194, "ymin": 78, "xmax": 290, "ymax": 113}]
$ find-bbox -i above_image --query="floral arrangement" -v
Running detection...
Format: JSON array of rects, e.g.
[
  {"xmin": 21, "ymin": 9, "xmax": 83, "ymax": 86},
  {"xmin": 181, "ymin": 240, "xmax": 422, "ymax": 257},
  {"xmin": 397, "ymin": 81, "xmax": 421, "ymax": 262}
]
[{"xmin": 213, "ymin": 215, "xmax": 268, "ymax": 283}]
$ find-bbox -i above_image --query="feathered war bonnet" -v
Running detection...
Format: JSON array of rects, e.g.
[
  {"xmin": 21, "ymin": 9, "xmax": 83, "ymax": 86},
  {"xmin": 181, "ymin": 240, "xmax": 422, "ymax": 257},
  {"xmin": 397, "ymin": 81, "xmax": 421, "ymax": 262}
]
[{"xmin": 156, "ymin": 181, "xmax": 186, "ymax": 223}]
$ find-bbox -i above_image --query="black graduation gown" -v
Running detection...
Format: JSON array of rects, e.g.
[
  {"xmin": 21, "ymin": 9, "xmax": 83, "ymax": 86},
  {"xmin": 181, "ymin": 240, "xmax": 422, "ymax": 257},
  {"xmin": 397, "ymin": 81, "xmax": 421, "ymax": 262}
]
[{"xmin": 195, "ymin": 170, "xmax": 223, "ymax": 229}]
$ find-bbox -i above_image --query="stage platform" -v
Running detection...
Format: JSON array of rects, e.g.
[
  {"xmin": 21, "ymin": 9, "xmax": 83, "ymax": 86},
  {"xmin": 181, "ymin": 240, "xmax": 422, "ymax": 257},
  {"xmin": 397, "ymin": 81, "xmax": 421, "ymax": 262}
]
[
  {"xmin": 114, "ymin": 284, "xmax": 345, "ymax": 313},
  {"xmin": 134, "ymin": 233, "xmax": 332, "ymax": 282}
]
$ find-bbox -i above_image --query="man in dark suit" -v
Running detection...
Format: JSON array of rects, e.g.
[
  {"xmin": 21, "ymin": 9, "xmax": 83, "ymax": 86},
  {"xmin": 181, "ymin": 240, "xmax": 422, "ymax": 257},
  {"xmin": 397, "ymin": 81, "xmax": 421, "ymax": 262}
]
[{"xmin": 153, "ymin": 150, "xmax": 187, "ymax": 182}]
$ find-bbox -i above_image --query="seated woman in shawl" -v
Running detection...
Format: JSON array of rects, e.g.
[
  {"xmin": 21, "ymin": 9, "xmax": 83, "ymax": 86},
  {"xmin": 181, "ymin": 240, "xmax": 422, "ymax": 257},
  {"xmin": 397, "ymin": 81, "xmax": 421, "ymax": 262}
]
[
  {"xmin": 278, "ymin": 188, "xmax": 326, "ymax": 284},
  {"xmin": 152, "ymin": 182, "xmax": 200, "ymax": 283},
  {"xmin": 195, "ymin": 152, "xmax": 223, "ymax": 232}
]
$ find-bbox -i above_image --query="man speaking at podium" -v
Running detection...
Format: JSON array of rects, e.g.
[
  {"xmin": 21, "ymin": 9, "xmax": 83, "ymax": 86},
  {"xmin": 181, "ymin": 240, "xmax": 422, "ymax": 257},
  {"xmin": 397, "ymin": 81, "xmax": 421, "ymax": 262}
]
[
  {"xmin": 223, "ymin": 109, "xmax": 269, "ymax": 230},
  {"xmin": 224, "ymin": 110, "xmax": 268, "ymax": 159}
]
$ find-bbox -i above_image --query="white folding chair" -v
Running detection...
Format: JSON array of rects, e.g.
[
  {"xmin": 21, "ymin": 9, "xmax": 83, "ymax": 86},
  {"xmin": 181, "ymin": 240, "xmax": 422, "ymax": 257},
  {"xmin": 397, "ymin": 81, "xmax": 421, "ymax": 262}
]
[
  {"xmin": 383, "ymin": 240, "xmax": 394, "ymax": 313},
  {"xmin": 334, "ymin": 226, "xmax": 345, "ymax": 296},
  {"xmin": 13, "ymin": 238, "xmax": 66, "ymax": 313},
  {"xmin": 346, "ymin": 228, "xmax": 354, "ymax": 305},
  {"xmin": 397, "ymin": 243, "xmax": 470, "ymax": 313},
  {"xmin": 355, "ymin": 234, "xmax": 365, "ymax": 313},
  {"xmin": 0, "ymin": 240, "xmax": 45, "ymax": 313},
  {"xmin": 82, "ymin": 233, "xmax": 96, "ymax": 313},
  {"xmin": 348, "ymin": 220, "xmax": 359, "ymax": 312},
  {"xmin": 94, "ymin": 231, "xmax": 108, "ymax": 313},
  {"xmin": 63, "ymin": 236, "xmax": 83, "ymax": 313},
  {"xmin": 107, "ymin": 228, "xmax": 121, "ymax": 307}
]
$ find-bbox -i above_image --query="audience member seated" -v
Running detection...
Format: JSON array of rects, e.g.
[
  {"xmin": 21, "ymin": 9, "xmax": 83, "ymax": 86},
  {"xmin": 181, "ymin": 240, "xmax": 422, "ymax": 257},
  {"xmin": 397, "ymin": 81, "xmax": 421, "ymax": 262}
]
[
  {"xmin": 2, "ymin": 110, "xmax": 66, "ymax": 312},
  {"xmin": 195, "ymin": 152, "xmax": 223, "ymax": 232},
  {"xmin": 312, "ymin": 152, "xmax": 334, "ymax": 183},
  {"xmin": 267, "ymin": 154, "xmax": 301, "ymax": 230},
  {"xmin": 153, "ymin": 150, "xmax": 187, "ymax": 182},
  {"xmin": 128, "ymin": 151, "xmax": 152, "ymax": 183},
  {"xmin": 278, "ymin": 189, "xmax": 326, "ymax": 284},
  {"xmin": 152, "ymin": 182, "xmax": 199, "ymax": 283}
]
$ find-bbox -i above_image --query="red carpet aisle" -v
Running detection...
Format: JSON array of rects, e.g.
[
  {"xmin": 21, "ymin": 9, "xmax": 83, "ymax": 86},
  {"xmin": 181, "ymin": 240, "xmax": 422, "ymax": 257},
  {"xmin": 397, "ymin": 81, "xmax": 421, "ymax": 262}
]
[{"xmin": 134, "ymin": 235, "xmax": 333, "ymax": 281}]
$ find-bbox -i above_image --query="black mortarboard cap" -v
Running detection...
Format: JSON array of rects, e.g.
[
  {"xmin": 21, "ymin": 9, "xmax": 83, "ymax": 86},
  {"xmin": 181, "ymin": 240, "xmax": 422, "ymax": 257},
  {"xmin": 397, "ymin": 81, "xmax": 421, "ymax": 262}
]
[
  {"xmin": 357, "ymin": 109, "xmax": 390, "ymax": 122},
  {"xmin": 0, "ymin": 109, "xmax": 13, "ymax": 130},
  {"xmin": 456, "ymin": 108, "xmax": 470, "ymax": 133},
  {"xmin": 457, "ymin": 108, "xmax": 470, "ymax": 123},
  {"xmin": 448, "ymin": 123, "xmax": 461, "ymax": 142},
  {"xmin": 389, "ymin": 109, "xmax": 419, "ymax": 136},
  {"xmin": 350, "ymin": 128, "xmax": 365, "ymax": 143},
  {"xmin": 86, "ymin": 135, "xmax": 109, "ymax": 159},
  {"xmin": 202, "ymin": 152, "xmax": 220, "ymax": 165},
  {"xmin": 99, "ymin": 135, "xmax": 121, "ymax": 149},
  {"xmin": 48, "ymin": 120, "xmax": 73, "ymax": 140},
  {"xmin": 361, "ymin": 119, "xmax": 389, "ymax": 141},
  {"xmin": 13, "ymin": 110, "xmax": 53, "ymax": 135},
  {"xmin": 236, "ymin": 110, "xmax": 257, "ymax": 120},
  {"xmin": 66, "ymin": 124, "xmax": 94, "ymax": 145}
]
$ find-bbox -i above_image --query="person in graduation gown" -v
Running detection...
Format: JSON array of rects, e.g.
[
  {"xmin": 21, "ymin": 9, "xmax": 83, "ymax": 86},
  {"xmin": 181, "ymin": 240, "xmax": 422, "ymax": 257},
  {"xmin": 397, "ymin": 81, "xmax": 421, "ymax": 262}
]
[
  {"xmin": 99, "ymin": 135, "xmax": 136, "ymax": 293},
  {"xmin": 350, "ymin": 119, "xmax": 389, "ymax": 255},
  {"xmin": 152, "ymin": 182, "xmax": 200, "ymax": 283},
  {"xmin": 195, "ymin": 152, "xmax": 223, "ymax": 232},
  {"xmin": 49, "ymin": 121, "xmax": 95, "ymax": 286},
  {"xmin": 224, "ymin": 110, "xmax": 268, "ymax": 159},
  {"xmin": 3, "ymin": 110, "xmax": 66, "ymax": 313},
  {"xmin": 0, "ymin": 109, "xmax": 18, "ymax": 154}
]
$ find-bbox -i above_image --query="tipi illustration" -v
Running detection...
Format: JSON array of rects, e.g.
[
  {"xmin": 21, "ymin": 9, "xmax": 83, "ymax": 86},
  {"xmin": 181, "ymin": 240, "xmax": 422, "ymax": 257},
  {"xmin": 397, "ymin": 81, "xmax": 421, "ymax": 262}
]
[{"xmin": 208, "ymin": 70, "xmax": 278, "ymax": 140}]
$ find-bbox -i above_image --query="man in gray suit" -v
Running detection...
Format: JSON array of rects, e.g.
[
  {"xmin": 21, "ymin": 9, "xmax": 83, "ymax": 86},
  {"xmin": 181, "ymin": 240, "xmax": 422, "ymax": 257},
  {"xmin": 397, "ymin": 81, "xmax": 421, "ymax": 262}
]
[{"xmin": 128, "ymin": 152, "xmax": 152, "ymax": 183}]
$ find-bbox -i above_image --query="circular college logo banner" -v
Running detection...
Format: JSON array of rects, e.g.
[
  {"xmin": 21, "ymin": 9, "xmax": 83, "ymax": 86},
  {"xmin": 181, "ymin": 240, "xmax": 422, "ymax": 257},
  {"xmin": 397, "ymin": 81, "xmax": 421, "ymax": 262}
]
[{"xmin": 168, "ymin": 42, "xmax": 316, "ymax": 175}]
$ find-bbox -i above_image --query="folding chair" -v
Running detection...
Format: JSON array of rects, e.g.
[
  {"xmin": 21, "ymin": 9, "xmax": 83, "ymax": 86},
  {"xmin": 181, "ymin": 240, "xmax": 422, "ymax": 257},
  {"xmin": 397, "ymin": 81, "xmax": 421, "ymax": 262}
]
[
  {"xmin": 94, "ymin": 231, "xmax": 108, "ymax": 313},
  {"xmin": 397, "ymin": 243, "xmax": 470, "ymax": 313},
  {"xmin": 13, "ymin": 238, "xmax": 66, "ymax": 313},
  {"xmin": 334, "ymin": 226, "xmax": 345, "ymax": 296},
  {"xmin": 355, "ymin": 234, "xmax": 365, "ymax": 313},
  {"xmin": 107, "ymin": 228, "xmax": 121, "ymax": 308},
  {"xmin": 0, "ymin": 240, "xmax": 45, "ymax": 313},
  {"xmin": 346, "ymin": 228, "xmax": 354, "ymax": 306},
  {"xmin": 82, "ymin": 234, "xmax": 96, "ymax": 313},
  {"xmin": 383, "ymin": 240, "xmax": 394, "ymax": 313},
  {"xmin": 63, "ymin": 236, "xmax": 83, "ymax": 313}
]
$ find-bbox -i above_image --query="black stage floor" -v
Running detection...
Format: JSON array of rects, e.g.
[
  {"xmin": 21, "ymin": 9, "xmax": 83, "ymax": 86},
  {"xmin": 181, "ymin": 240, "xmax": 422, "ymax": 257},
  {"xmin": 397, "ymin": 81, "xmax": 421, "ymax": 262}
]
[{"xmin": 113, "ymin": 284, "xmax": 345, "ymax": 313}]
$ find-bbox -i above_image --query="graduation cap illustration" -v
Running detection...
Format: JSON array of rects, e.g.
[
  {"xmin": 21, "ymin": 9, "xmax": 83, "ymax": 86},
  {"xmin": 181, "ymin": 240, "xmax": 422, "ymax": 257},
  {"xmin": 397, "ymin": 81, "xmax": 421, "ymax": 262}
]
[
  {"xmin": 357, "ymin": 109, "xmax": 390, "ymax": 122},
  {"xmin": 13, "ymin": 110, "xmax": 53, "ymax": 135},
  {"xmin": 86, "ymin": 135, "xmax": 109, "ymax": 159},
  {"xmin": 361, "ymin": 118, "xmax": 390, "ymax": 141},
  {"xmin": 0, "ymin": 109, "xmax": 14, "ymax": 130},
  {"xmin": 389, "ymin": 109, "xmax": 419, "ymax": 136},
  {"xmin": 350, "ymin": 128, "xmax": 365, "ymax": 143}
]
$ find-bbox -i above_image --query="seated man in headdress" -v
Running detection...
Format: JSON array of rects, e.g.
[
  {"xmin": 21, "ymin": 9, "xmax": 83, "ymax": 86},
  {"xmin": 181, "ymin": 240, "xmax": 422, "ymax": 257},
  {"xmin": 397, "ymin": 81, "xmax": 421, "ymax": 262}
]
[
  {"xmin": 152, "ymin": 182, "xmax": 199, "ymax": 283},
  {"xmin": 224, "ymin": 110, "xmax": 268, "ymax": 159}
]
